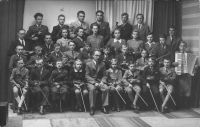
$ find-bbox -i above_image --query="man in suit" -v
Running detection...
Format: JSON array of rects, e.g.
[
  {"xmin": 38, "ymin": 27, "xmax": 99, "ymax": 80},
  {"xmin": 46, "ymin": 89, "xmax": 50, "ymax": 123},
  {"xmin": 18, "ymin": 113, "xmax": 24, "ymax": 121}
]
[
  {"xmin": 133, "ymin": 13, "xmax": 150, "ymax": 42},
  {"xmin": 51, "ymin": 14, "xmax": 69, "ymax": 43},
  {"xmin": 8, "ymin": 29, "xmax": 33, "ymax": 57},
  {"xmin": 70, "ymin": 11, "xmax": 90, "ymax": 36},
  {"xmin": 29, "ymin": 59, "xmax": 50, "ymax": 115},
  {"xmin": 166, "ymin": 26, "xmax": 182, "ymax": 62},
  {"xmin": 118, "ymin": 13, "xmax": 133, "ymax": 41},
  {"xmin": 90, "ymin": 10, "xmax": 110, "ymax": 45},
  {"xmin": 41, "ymin": 33, "xmax": 54, "ymax": 55},
  {"xmin": 26, "ymin": 13, "xmax": 49, "ymax": 46},
  {"xmin": 85, "ymin": 49, "xmax": 109, "ymax": 115}
]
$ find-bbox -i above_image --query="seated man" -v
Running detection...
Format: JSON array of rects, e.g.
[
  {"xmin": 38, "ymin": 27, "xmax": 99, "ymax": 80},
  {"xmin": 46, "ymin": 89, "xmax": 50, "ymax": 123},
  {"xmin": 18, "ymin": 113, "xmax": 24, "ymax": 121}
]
[
  {"xmin": 29, "ymin": 59, "xmax": 50, "ymax": 115},
  {"xmin": 41, "ymin": 33, "xmax": 54, "ymax": 55},
  {"xmin": 85, "ymin": 49, "xmax": 109, "ymax": 115},
  {"xmin": 49, "ymin": 60, "xmax": 69, "ymax": 112}
]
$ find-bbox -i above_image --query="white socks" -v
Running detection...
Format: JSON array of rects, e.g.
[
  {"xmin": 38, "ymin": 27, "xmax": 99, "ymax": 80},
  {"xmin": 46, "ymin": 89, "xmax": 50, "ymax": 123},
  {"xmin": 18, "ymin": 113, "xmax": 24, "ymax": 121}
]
[{"xmin": 18, "ymin": 95, "xmax": 25, "ymax": 108}]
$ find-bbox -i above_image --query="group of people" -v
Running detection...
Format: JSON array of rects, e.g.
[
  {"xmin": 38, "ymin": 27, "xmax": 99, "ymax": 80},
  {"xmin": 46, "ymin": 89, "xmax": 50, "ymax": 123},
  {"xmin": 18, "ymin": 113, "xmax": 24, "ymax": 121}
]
[{"xmin": 7, "ymin": 10, "xmax": 198, "ymax": 116}]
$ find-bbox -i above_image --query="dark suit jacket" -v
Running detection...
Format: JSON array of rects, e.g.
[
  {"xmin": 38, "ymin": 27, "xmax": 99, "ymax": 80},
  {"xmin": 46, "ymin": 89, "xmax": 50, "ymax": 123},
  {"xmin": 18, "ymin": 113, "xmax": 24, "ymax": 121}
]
[
  {"xmin": 133, "ymin": 24, "xmax": 150, "ymax": 42},
  {"xmin": 117, "ymin": 53, "xmax": 134, "ymax": 64},
  {"xmin": 142, "ymin": 66, "xmax": 159, "ymax": 85},
  {"xmin": 152, "ymin": 44, "xmax": 171, "ymax": 59},
  {"xmin": 26, "ymin": 55, "xmax": 45, "ymax": 69},
  {"xmin": 51, "ymin": 24, "xmax": 69, "ymax": 42},
  {"xmin": 142, "ymin": 42, "xmax": 157, "ymax": 55},
  {"xmin": 45, "ymin": 51, "xmax": 63, "ymax": 65},
  {"xmin": 7, "ymin": 39, "xmax": 33, "ymax": 56},
  {"xmin": 166, "ymin": 36, "xmax": 182, "ymax": 62},
  {"xmin": 62, "ymin": 50, "xmax": 80, "ymax": 66},
  {"xmin": 29, "ymin": 67, "xmax": 50, "ymax": 87},
  {"xmin": 90, "ymin": 21, "xmax": 110, "ymax": 45},
  {"xmin": 41, "ymin": 43, "xmax": 54, "ymax": 55},
  {"xmin": 49, "ymin": 69, "xmax": 68, "ymax": 87},
  {"xmin": 79, "ymin": 49, "xmax": 92, "ymax": 63},
  {"xmin": 9, "ymin": 54, "xmax": 27, "ymax": 71},
  {"xmin": 118, "ymin": 23, "xmax": 133, "ymax": 41},
  {"xmin": 26, "ymin": 24, "xmax": 49, "ymax": 46},
  {"xmin": 85, "ymin": 60, "xmax": 106, "ymax": 85}
]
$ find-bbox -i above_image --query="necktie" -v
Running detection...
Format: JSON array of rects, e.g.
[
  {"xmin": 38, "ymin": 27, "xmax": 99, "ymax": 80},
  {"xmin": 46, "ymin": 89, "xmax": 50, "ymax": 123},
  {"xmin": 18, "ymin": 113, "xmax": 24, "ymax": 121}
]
[
  {"xmin": 22, "ymin": 40, "xmax": 25, "ymax": 47},
  {"xmin": 139, "ymin": 24, "xmax": 141, "ymax": 30}
]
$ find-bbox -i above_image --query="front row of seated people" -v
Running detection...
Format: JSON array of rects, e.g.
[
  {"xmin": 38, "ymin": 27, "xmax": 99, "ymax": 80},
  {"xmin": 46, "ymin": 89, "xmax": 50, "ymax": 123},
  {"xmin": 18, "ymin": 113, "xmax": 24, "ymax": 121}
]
[{"xmin": 9, "ymin": 39, "xmax": 195, "ymax": 116}]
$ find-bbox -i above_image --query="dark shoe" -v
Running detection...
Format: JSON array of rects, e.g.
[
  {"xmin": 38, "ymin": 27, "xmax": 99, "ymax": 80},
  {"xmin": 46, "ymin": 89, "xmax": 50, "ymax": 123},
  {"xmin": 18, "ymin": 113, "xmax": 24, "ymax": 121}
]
[
  {"xmin": 116, "ymin": 107, "xmax": 120, "ymax": 112},
  {"xmin": 17, "ymin": 107, "xmax": 22, "ymax": 115},
  {"xmin": 132, "ymin": 104, "xmax": 139, "ymax": 110},
  {"xmin": 90, "ymin": 107, "xmax": 94, "ymax": 116},
  {"xmin": 40, "ymin": 107, "xmax": 44, "ymax": 115},
  {"xmin": 101, "ymin": 107, "xmax": 108, "ymax": 114}
]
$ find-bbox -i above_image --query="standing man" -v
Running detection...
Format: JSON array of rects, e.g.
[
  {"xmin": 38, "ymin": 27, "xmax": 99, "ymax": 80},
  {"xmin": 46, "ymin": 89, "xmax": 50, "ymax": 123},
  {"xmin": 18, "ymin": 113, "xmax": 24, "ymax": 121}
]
[
  {"xmin": 51, "ymin": 14, "xmax": 69, "ymax": 43},
  {"xmin": 166, "ymin": 26, "xmax": 182, "ymax": 62},
  {"xmin": 85, "ymin": 49, "xmax": 109, "ymax": 115},
  {"xmin": 8, "ymin": 29, "xmax": 33, "ymax": 56},
  {"xmin": 118, "ymin": 13, "xmax": 133, "ymax": 41},
  {"xmin": 133, "ymin": 13, "xmax": 150, "ymax": 42},
  {"xmin": 70, "ymin": 11, "xmax": 90, "ymax": 37},
  {"xmin": 90, "ymin": 10, "xmax": 110, "ymax": 45},
  {"xmin": 26, "ymin": 13, "xmax": 49, "ymax": 46}
]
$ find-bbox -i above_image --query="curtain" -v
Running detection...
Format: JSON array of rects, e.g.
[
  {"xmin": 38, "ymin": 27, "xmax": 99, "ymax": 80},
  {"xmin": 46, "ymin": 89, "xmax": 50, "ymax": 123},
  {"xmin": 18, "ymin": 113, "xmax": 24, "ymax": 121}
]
[
  {"xmin": 0, "ymin": 0, "xmax": 25, "ymax": 102},
  {"xmin": 153, "ymin": 0, "xmax": 182, "ymax": 41},
  {"xmin": 96, "ymin": 0, "xmax": 154, "ymax": 31}
]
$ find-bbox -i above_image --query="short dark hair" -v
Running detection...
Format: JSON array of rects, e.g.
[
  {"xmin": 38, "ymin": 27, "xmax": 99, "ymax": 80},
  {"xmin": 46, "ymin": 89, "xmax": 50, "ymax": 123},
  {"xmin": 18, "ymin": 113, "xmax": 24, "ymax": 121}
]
[
  {"xmin": 93, "ymin": 49, "xmax": 101, "ymax": 55},
  {"xmin": 54, "ymin": 43, "xmax": 61, "ymax": 48},
  {"xmin": 44, "ymin": 33, "xmax": 52, "ymax": 38},
  {"xmin": 159, "ymin": 34, "xmax": 167, "ymax": 40},
  {"xmin": 169, "ymin": 25, "xmax": 176, "ymax": 30},
  {"xmin": 34, "ymin": 46, "xmax": 42, "ymax": 51},
  {"xmin": 148, "ymin": 57, "xmax": 156, "ymax": 62},
  {"xmin": 91, "ymin": 23, "xmax": 100, "ymax": 33},
  {"xmin": 68, "ymin": 40, "xmax": 75, "ymax": 45},
  {"xmin": 96, "ymin": 10, "xmax": 104, "ymax": 15},
  {"xmin": 121, "ymin": 13, "xmax": 129, "ymax": 18},
  {"xmin": 132, "ymin": 30, "xmax": 139, "ymax": 34},
  {"xmin": 58, "ymin": 14, "xmax": 65, "ymax": 19},
  {"xmin": 34, "ymin": 13, "xmax": 43, "ymax": 19},
  {"xmin": 16, "ymin": 45, "xmax": 24, "ymax": 49},
  {"xmin": 147, "ymin": 32, "xmax": 154, "ymax": 37},
  {"xmin": 75, "ymin": 26, "xmax": 84, "ymax": 34},
  {"xmin": 114, "ymin": 28, "xmax": 121, "ymax": 33},
  {"xmin": 136, "ymin": 13, "xmax": 144, "ymax": 19},
  {"xmin": 77, "ymin": 11, "xmax": 85, "ymax": 16},
  {"xmin": 164, "ymin": 57, "xmax": 171, "ymax": 62},
  {"xmin": 179, "ymin": 41, "xmax": 187, "ymax": 47},
  {"xmin": 17, "ymin": 29, "xmax": 26, "ymax": 33}
]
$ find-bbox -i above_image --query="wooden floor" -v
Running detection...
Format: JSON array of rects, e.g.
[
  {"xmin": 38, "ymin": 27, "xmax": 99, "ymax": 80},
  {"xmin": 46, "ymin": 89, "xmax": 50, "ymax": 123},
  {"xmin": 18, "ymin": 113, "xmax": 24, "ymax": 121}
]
[{"xmin": 6, "ymin": 104, "xmax": 200, "ymax": 127}]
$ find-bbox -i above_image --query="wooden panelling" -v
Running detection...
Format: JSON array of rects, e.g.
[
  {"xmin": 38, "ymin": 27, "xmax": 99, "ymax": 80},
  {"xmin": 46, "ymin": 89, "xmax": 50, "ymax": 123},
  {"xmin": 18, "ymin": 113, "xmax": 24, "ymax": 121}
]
[
  {"xmin": 182, "ymin": 28, "xmax": 199, "ymax": 36},
  {"xmin": 182, "ymin": 5, "xmax": 199, "ymax": 15},
  {"xmin": 182, "ymin": 17, "xmax": 199, "ymax": 26}
]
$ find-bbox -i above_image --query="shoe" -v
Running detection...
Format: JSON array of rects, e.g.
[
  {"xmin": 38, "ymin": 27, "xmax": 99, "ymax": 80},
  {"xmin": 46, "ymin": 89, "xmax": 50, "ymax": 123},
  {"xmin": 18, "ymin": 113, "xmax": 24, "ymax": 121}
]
[
  {"xmin": 116, "ymin": 107, "xmax": 120, "ymax": 112},
  {"xmin": 161, "ymin": 106, "xmax": 165, "ymax": 113},
  {"xmin": 101, "ymin": 107, "xmax": 108, "ymax": 114},
  {"xmin": 132, "ymin": 104, "xmax": 139, "ymax": 110},
  {"xmin": 90, "ymin": 107, "xmax": 94, "ymax": 116},
  {"xmin": 17, "ymin": 107, "xmax": 22, "ymax": 115},
  {"xmin": 40, "ymin": 106, "xmax": 44, "ymax": 115}
]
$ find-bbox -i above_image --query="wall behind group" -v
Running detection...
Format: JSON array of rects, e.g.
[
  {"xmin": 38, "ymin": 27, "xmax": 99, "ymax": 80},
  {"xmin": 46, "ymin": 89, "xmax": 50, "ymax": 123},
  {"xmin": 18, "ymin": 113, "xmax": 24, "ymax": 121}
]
[{"xmin": 23, "ymin": 0, "xmax": 96, "ymax": 32}]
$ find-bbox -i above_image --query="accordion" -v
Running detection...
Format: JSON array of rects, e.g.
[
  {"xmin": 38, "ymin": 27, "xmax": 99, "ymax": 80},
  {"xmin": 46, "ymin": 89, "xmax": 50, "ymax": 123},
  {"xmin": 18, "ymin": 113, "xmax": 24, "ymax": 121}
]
[{"xmin": 175, "ymin": 52, "xmax": 198, "ymax": 76}]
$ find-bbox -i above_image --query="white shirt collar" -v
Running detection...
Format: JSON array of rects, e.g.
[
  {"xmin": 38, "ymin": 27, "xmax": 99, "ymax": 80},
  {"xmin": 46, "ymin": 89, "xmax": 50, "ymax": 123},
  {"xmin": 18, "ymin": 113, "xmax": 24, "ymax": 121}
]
[
  {"xmin": 147, "ymin": 41, "xmax": 155, "ymax": 46},
  {"xmin": 18, "ymin": 38, "xmax": 24, "ymax": 44},
  {"xmin": 74, "ymin": 68, "xmax": 82, "ymax": 72},
  {"xmin": 93, "ymin": 60, "xmax": 96, "ymax": 65},
  {"xmin": 114, "ymin": 39, "xmax": 121, "ymax": 43},
  {"xmin": 36, "ymin": 24, "xmax": 41, "ymax": 27},
  {"xmin": 109, "ymin": 68, "xmax": 118, "ymax": 73}
]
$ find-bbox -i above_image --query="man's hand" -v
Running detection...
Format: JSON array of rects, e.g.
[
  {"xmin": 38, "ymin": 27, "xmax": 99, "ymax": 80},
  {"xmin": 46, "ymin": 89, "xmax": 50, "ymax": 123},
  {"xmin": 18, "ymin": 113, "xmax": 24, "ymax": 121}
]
[
  {"xmin": 136, "ymin": 80, "xmax": 141, "ymax": 83},
  {"xmin": 38, "ymin": 31, "xmax": 42, "ymax": 35},
  {"xmin": 48, "ymin": 63, "xmax": 53, "ymax": 67},
  {"xmin": 95, "ymin": 83, "xmax": 99, "ymax": 87},
  {"xmin": 75, "ymin": 84, "xmax": 80, "ymax": 89},
  {"xmin": 146, "ymin": 83, "xmax": 150, "ymax": 88},
  {"xmin": 32, "ymin": 37, "xmax": 38, "ymax": 41},
  {"xmin": 99, "ymin": 82, "xmax": 104, "ymax": 87},
  {"xmin": 129, "ymin": 84, "xmax": 132, "ymax": 88}
]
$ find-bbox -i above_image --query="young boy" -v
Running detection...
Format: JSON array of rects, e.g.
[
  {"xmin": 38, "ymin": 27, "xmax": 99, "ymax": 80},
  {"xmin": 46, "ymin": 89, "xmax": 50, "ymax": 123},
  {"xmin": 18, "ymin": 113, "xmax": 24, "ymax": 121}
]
[
  {"xmin": 49, "ymin": 60, "xmax": 68, "ymax": 111},
  {"xmin": 159, "ymin": 58, "xmax": 176, "ymax": 113},
  {"xmin": 79, "ymin": 43, "xmax": 92, "ymax": 64},
  {"xmin": 52, "ymin": 14, "xmax": 69, "ymax": 42},
  {"xmin": 56, "ymin": 28, "xmax": 72, "ymax": 53},
  {"xmin": 142, "ymin": 33, "xmax": 156, "ymax": 55},
  {"xmin": 123, "ymin": 62, "xmax": 141, "ymax": 110},
  {"xmin": 106, "ymin": 29, "xmax": 126, "ymax": 56},
  {"xmin": 62, "ymin": 41, "xmax": 80, "ymax": 70},
  {"xmin": 26, "ymin": 46, "xmax": 45, "ymax": 70},
  {"xmin": 73, "ymin": 26, "xmax": 86, "ymax": 51},
  {"xmin": 102, "ymin": 46, "xmax": 114, "ymax": 70},
  {"xmin": 9, "ymin": 45, "xmax": 27, "ymax": 71},
  {"xmin": 29, "ymin": 59, "xmax": 50, "ymax": 115},
  {"xmin": 117, "ymin": 44, "xmax": 134, "ymax": 71},
  {"xmin": 136, "ymin": 49, "xmax": 149, "ymax": 71},
  {"xmin": 69, "ymin": 59, "xmax": 88, "ymax": 112},
  {"xmin": 10, "ymin": 59, "xmax": 29, "ymax": 114},
  {"xmin": 175, "ymin": 41, "xmax": 198, "ymax": 109},
  {"xmin": 142, "ymin": 57, "xmax": 159, "ymax": 109},
  {"xmin": 127, "ymin": 30, "xmax": 143, "ymax": 60},
  {"xmin": 103, "ymin": 58, "xmax": 123, "ymax": 112}
]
